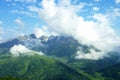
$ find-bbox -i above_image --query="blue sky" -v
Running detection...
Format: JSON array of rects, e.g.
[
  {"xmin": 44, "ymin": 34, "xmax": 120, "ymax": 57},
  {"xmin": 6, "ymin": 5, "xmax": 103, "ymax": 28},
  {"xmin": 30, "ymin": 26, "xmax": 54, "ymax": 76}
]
[{"xmin": 0, "ymin": 0, "xmax": 120, "ymax": 42}]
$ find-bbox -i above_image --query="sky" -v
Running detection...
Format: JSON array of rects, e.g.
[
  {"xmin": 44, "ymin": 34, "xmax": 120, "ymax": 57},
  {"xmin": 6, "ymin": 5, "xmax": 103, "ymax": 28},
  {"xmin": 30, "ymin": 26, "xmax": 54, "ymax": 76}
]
[
  {"xmin": 0, "ymin": 0, "xmax": 119, "ymax": 40},
  {"xmin": 0, "ymin": 0, "xmax": 120, "ymax": 59}
]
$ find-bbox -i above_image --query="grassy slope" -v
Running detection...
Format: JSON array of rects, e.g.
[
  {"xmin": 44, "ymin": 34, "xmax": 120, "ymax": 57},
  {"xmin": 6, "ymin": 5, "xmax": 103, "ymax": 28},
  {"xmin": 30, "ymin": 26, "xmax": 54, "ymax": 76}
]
[
  {"xmin": 0, "ymin": 76, "xmax": 21, "ymax": 80},
  {"xmin": 67, "ymin": 55, "xmax": 120, "ymax": 80},
  {"xmin": 68, "ymin": 54, "xmax": 119, "ymax": 73},
  {"xmin": 0, "ymin": 54, "xmax": 90, "ymax": 80},
  {"xmin": 98, "ymin": 63, "xmax": 120, "ymax": 80}
]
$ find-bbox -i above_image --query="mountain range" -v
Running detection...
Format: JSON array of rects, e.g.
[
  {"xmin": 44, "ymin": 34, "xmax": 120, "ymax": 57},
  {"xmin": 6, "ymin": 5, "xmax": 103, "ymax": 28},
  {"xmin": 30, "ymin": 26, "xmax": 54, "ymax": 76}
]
[{"xmin": 0, "ymin": 34, "xmax": 120, "ymax": 80}]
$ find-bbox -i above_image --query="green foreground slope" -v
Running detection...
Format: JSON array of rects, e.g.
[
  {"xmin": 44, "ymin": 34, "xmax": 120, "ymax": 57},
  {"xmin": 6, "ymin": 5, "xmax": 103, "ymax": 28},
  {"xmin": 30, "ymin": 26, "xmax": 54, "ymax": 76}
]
[
  {"xmin": 99, "ymin": 63, "xmax": 120, "ymax": 80},
  {"xmin": 0, "ymin": 55, "xmax": 90, "ymax": 80}
]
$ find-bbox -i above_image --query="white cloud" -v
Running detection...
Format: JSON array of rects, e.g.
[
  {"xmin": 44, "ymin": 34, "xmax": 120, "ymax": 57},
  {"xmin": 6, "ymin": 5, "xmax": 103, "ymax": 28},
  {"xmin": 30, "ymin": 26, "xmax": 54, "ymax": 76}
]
[
  {"xmin": 10, "ymin": 44, "xmax": 31, "ymax": 56},
  {"xmin": 10, "ymin": 44, "xmax": 44, "ymax": 56},
  {"xmin": 28, "ymin": 6, "xmax": 40, "ymax": 12},
  {"xmin": 93, "ymin": 7, "xmax": 99, "ymax": 11},
  {"xmin": 0, "ymin": 21, "xmax": 3, "ymax": 25},
  {"xmin": 112, "ymin": 8, "xmax": 120, "ymax": 17},
  {"xmin": 29, "ymin": 0, "xmax": 120, "ymax": 60},
  {"xmin": 85, "ymin": 13, "xmax": 120, "ymax": 51},
  {"xmin": 14, "ymin": 18, "xmax": 24, "ymax": 26},
  {"xmin": 115, "ymin": 0, "xmax": 120, "ymax": 4},
  {"xmin": 75, "ymin": 49, "xmax": 107, "ymax": 60},
  {"xmin": 15, "ymin": 0, "xmax": 37, "ymax": 3},
  {"xmin": 34, "ymin": 26, "xmax": 59, "ymax": 38},
  {"xmin": 11, "ymin": 10, "xmax": 37, "ymax": 18},
  {"xmin": 34, "ymin": 27, "xmax": 46, "ymax": 38}
]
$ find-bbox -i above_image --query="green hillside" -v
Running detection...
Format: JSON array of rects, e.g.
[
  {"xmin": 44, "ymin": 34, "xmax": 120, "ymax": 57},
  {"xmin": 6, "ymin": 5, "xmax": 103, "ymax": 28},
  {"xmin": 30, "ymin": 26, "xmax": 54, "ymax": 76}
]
[
  {"xmin": 0, "ymin": 76, "xmax": 21, "ymax": 80},
  {"xmin": 98, "ymin": 63, "xmax": 120, "ymax": 80},
  {"xmin": 68, "ymin": 53, "xmax": 120, "ymax": 73},
  {"xmin": 0, "ymin": 54, "xmax": 90, "ymax": 80}
]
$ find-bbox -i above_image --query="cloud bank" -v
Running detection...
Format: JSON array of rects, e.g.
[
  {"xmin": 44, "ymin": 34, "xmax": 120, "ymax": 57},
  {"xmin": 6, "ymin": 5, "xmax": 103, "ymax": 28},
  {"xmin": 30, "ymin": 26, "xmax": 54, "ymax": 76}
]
[
  {"xmin": 37, "ymin": 0, "xmax": 120, "ymax": 59},
  {"xmin": 28, "ymin": 0, "xmax": 120, "ymax": 60},
  {"xmin": 10, "ymin": 44, "xmax": 44, "ymax": 56}
]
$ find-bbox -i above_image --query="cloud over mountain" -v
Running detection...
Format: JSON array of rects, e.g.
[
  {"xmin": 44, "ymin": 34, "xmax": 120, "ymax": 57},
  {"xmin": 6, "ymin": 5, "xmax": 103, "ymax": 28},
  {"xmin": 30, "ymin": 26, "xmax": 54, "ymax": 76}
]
[
  {"xmin": 1, "ymin": 0, "xmax": 120, "ymax": 60},
  {"xmin": 10, "ymin": 44, "xmax": 44, "ymax": 56},
  {"xmin": 31, "ymin": 0, "xmax": 120, "ymax": 60},
  {"xmin": 34, "ymin": 27, "xmax": 45, "ymax": 38}
]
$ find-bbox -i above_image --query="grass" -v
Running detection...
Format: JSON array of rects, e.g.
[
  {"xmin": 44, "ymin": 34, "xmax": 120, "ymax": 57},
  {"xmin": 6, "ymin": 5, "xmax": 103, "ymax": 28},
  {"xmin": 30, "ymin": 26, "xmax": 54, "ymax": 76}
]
[{"xmin": 0, "ymin": 54, "xmax": 90, "ymax": 80}]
